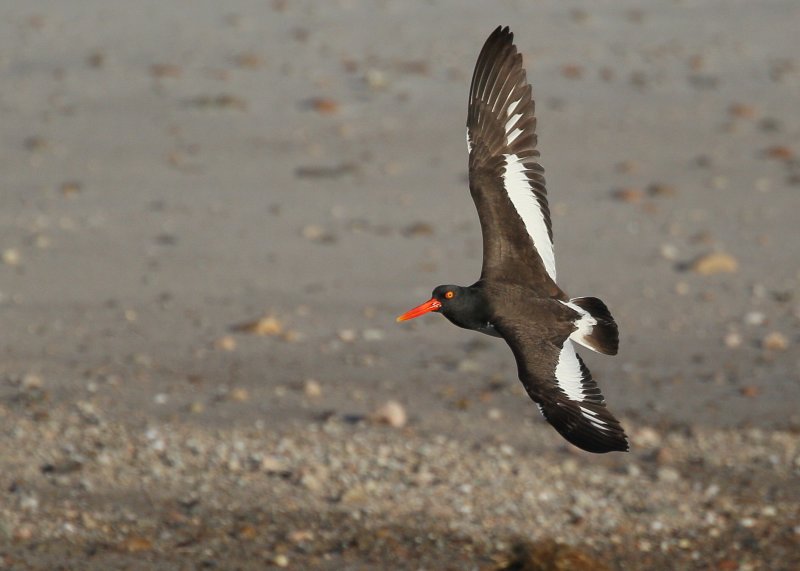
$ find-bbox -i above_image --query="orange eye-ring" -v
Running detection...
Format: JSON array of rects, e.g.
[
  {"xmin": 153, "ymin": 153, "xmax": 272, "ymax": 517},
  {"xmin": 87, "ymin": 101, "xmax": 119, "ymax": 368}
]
[{"xmin": 445, "ymin": 291, "xmax": 455, "ymax": 299}]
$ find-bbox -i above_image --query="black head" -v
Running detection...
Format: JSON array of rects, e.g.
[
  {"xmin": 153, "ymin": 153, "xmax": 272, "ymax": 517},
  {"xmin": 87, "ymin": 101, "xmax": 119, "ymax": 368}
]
[
  {"xmin": 397, "ymin": 284, "xmax": 488, "ymax": 331},
  {"xmin": 430, "ymin": 284, "xmax": 471, "ymax": 318}
]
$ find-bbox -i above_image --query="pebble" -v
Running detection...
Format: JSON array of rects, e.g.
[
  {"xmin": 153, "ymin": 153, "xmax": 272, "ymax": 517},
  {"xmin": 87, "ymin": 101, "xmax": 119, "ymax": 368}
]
[
  {"xmin": 150, "ymin": 63, "xmax": 181, "ymax": 78},
  {"xmin": 761, "ymin": 331, "xmax": 788, "ymax": 351},
  {"xmin": 340, "ymin": 485, "xmax": 368, "ymax": 505},
  {"xmin": 19, "ymin": 494, "xmax": 39, "ymax": 512},
  {"xmin": 260, "ymin": 455, "xmax": 289, "ymax": 474},
  {"xmin": 214, "ymin": 335, "xmax": 237, "ymax": 351},
  {"xmin": 648, "ymin": 183, "xmax": 677, "ymax": 197},
  {"xmin": 281, "ymin": 329, "xmax": 302, "ymax": 343},
  {"xmin": 650, "ymin": 520, "xmax": 664, "ymax": 532},
  {"xmin": 615, "ymin": 160, "xmax": 638, "ymax": 173},
  {"xmin": 236, "ymin": 524, "xmax": 258, "ymax": 540},
  {"xmin": 711, "ymin": 176, "xmax": 728, "ymax": 190},
  {"xmin": 364, "ymin": 69, "xmax": 387, "ymax": 89},
  {"xmin": 370, "ymin": 401, "xmax": 407, "ymax": 428},
  {"xmin": 362, "ymin": 328, "xmax": 384, "ymax": 341},
  {"xmin": 457, "ymin": 358, "xmax": 481, "ymax": 373},
  {"xmin": 307, "ymin": 97, "xmax": 339, "ymax": 114},
  {"xmin": 763, "ymin": 145, "xmax": 793, "ymax": 161},
  {"xmin": 723, "ymin": 331, "xmax": 742, "ymax": 348},
  {"xmin": 121, "ymin": 536, "xmax": 153, "ymax": 552},
  {"xmin": 728, "ymin": 102, "xmax": 758, "ymax": 119},
  {"xmin": 228, "ymin": 388, "xmax": 250, "ymax": 402},
  {"xmin": 740, "ymin": 386, "xmax": 760, "ymax": 398},
  {"xmin": 233, "ymin": 52, "xmax": 264, "ymax": 70},
  {"xmin": 690, "ymin": 252, "xmax": 738, "ymax": 275},
  {"xmin": 611, "ymin": 187, "xmax": 643, "ymax": 203},
  {"xmin": 60, "ymin": 181, "xmax": 82, "ymax": 196},
  {"xmin": 337, "ymin": 329, "xmax": 357, "ymax": 342},
  {"xmin": 232, "ymin": 315, "xmax": 283, "ymax": 336},
  {"xmin": 303, "ymin": 379, "xmax": 322, "ymax": 398},
  {"xmin": 402, "ymin": 222, "xmax": 434, "ymax": 237},
  {"xmin": 744, "ymin": 311, "xmax": 766, "ymax": 326},
  {"xmin": 633, "ymin": 427, "xmax": 662, "ymax": 447},
  {"xmin": 561, "ymin": 63, "xmax": 584, "ymax": 79},
  {"xmin": 288, "ymin": 529, "xmax": 314, "ymax": 543},
  {"xmin": 660, "ymin": 243, "xmax": 679, "ymax": 261},
  {"xmin": 24, "ymin": 135, "xmax": 49, "ymax": 152},
  {"xmin": 674, "ymin": 281, "xmax": 690, "ymax": 295},
  {"xmin": 301, "ymin": 224, "xmax": 325, "ymax": 240},
  {"xmin": 188, "ymin": 401, "xmax": 205, "ymax": 414},
  {"xmin": 2, "ymin": 248, "xmax": 21, "ymax": 266},
  {"xmin": 413, "ymin": 470, "xmax": 434, "ymax": 486},
  {"xmin": 21, "ymin": 374, "xmax": 44, "ymax": 390},
  {"xmin": 14, "ymin": 526, "xmax": 33, "ymax": 541}
]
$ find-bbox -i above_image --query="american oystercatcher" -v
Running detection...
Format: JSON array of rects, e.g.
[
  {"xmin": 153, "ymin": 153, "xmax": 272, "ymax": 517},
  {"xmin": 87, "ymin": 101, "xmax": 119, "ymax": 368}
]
[{"xmin": 397, "ymin": 27, "xmax": 628, "ymax": 453}]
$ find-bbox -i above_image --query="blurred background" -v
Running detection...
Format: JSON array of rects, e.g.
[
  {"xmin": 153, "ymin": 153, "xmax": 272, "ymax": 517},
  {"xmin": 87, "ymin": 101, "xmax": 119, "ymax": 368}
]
[{"xmin": 0, "ymin": 1, "xmax": 798, "ymax": 569}]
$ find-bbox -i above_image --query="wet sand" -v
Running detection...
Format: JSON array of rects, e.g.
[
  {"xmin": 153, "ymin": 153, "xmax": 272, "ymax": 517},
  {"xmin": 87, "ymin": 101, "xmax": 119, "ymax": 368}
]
[{"xmin": 1, "ymin": 1, "xmax": 798, "ymax": 569}]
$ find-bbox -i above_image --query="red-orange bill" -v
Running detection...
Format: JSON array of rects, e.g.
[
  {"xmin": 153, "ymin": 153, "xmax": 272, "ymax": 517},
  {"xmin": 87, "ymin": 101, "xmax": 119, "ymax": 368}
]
[{"xmin": 396, "ymin": 298, "xmax": 441, "ymax": 322}]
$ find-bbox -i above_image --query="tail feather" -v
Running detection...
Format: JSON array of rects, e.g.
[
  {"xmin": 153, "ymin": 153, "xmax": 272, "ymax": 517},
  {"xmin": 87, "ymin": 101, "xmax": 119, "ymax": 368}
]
[{"xmin": 565, "ymin": 297, "xmax": 619, "ymax": 356}]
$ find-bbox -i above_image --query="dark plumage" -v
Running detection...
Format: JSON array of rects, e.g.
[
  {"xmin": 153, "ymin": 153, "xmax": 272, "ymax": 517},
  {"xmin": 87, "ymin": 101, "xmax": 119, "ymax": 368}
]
[{"xmin": 397, "ymin": 27, "xmax": 628, "ymax": 453}]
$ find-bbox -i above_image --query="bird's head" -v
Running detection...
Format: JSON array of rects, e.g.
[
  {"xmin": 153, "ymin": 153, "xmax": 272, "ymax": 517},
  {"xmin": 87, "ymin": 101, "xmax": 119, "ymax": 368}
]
[{"xmin": 396, "ymin": 285, "xmax": 467, "ymax": 322}]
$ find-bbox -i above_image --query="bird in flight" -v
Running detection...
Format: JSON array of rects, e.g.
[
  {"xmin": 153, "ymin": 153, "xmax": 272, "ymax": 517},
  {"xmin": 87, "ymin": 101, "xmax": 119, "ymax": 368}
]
[{"xmin": 397, "ymin": 26, "xmax": 628, "ymax": 453}]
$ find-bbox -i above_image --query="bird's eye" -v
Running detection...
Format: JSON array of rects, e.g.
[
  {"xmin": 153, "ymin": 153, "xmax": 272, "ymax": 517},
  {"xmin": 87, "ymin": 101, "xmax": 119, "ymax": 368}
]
[{"xmin": 445, "ymin": 291, "xmax": 455, "ymax": 299}]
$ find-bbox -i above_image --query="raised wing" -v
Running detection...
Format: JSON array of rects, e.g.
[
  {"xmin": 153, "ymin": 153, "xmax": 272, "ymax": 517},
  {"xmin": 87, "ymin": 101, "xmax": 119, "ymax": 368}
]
[
  {"xmin": 467, "ymin": 26, "xmax": 559, "ymax": 296},
  {"xmin": 495, "ymin": 317, "xmax": 628, "ymax": 453}
]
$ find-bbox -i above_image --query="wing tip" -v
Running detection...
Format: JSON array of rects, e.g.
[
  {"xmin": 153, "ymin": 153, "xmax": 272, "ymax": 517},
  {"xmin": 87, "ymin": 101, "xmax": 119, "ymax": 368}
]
[
  {"xmin": 539, "ymin": 399, "xmax": 629, "ymax": 454},
  {"xmin": 481, "ymin": 25, "xmax": 516, "ymax": 67},
  {"xmin": 495, "ymin": 25, "xmax": 513, "ymax": 40},
  {"xmin": 481, "ymin": 26, "xmax": 515, "ymax": 57}
]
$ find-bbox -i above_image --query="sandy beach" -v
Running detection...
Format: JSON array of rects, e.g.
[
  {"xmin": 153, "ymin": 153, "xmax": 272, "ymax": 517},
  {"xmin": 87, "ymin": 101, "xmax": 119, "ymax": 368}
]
[{"xmin": 1, "ymin": 1, "xmax": 798, "ymax": 569}]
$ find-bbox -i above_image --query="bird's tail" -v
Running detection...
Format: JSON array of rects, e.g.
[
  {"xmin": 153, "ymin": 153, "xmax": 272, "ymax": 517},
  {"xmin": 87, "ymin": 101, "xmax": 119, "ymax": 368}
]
[{"xmin": 567, "ymin": 297, "xmax": 619, "ymax": 356}]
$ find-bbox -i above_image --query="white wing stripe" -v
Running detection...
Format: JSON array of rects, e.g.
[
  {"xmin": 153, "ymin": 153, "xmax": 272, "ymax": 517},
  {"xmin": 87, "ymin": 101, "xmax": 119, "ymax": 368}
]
[
  {"xmin": 505, "ymin": 113, "xmax": 523, "ymax": 145},
  {"xmin": 556, "ymin": 344, "xmax": 615, "ymax": 431},
  {"xmin": 507, "ymin": 128, "xmax": 523, "ymax": 145},
  {"xmin": 504, "ymin": 96, "xmax": 523, "ymax": 145},
  {"xmin": 579, "ymin": 406, "xmax": 612, "ymax": 432},
  {"xmin": 502, "ymin": 153, "xmax": 557, "ymax": 281},
  {"xmin": 553, "ymin": 340, "xmax": 584, "ymax": 401}
]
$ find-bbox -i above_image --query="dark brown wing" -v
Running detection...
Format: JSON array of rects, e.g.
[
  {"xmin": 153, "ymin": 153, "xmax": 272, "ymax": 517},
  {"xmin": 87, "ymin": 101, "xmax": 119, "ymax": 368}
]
[
  {"xmin": 494, "ymin": 314, "xmax": 628, "ymax": 453},
  {"xmin": 467, "ymin": 27, "xmax": 560, "ymax": 297}
]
